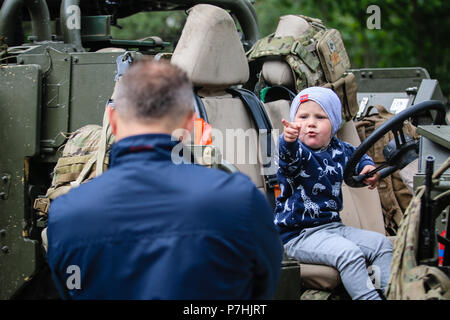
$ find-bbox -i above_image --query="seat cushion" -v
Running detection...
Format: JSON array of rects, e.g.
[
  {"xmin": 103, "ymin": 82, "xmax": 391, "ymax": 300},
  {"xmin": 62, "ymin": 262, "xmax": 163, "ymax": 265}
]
[
  {"xmin": 202, "ymin": 96, "xmax": 265, "ymax": 189},
  {"xmin": 300, "ymin": 264, "xmax": 341, "ymax": 291}
]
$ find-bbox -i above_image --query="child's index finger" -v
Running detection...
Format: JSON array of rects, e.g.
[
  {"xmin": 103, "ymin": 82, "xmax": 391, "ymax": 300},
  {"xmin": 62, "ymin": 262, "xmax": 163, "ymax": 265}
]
[
  {"xmin": 281, "ymin": 119, "xmax": 292, "ymax": 128},
  {"xmin": 282, "ymin": 119, "xmax": 299, "ymax": 130}
]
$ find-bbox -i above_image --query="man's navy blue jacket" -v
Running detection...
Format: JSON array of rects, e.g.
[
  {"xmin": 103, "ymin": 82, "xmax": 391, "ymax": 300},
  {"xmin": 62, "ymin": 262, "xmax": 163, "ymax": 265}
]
[{"xmin": 47, "ymin": 134, "xmax": 282, "ymax": 299}]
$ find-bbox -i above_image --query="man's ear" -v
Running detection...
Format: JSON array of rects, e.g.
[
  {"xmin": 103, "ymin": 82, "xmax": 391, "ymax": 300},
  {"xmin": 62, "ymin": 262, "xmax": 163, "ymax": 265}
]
[
  {"xmin": 173, "ymin": 111, "xmax": 197, "ymax": 143},
  {"xmin": 184, "ymin": 111, "xmax": 197, "ymax": 133},
  {"xmin": 107, "ymin": 106, "xmax": 118, "ymax": 136}
]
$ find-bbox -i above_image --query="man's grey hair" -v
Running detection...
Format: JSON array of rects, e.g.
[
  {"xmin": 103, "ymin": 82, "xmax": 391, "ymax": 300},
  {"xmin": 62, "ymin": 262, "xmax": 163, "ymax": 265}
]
[{"xmin": 114, "ymin": 57, "xmax": 194, "ymax": 123}]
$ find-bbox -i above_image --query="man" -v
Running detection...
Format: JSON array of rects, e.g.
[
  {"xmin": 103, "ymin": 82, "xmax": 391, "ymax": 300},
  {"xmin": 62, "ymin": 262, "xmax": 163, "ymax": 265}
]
[{"xmin": 47, "ymin": 58, "xmax": 283, "ymax": 299}]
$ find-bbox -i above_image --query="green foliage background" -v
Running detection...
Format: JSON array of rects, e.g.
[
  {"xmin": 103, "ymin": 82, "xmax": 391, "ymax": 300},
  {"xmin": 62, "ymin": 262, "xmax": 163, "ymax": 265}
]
[{"xmin": 111, "ymin": 0, "xmax": 449, "ymax": 99}]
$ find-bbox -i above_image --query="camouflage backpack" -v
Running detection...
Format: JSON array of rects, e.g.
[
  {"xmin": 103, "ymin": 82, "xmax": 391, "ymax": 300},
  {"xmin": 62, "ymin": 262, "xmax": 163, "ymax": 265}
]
[
  {"xmin": 355, "ymin": 105, "xmax": 419, "ymax": 236},
  {"xmin": 247, "ymin": 14, "xmax": 358, "ymax": 122},
  {"xmin": 33, "ymin": 110, "xmax": 114, "ymax": 217}
]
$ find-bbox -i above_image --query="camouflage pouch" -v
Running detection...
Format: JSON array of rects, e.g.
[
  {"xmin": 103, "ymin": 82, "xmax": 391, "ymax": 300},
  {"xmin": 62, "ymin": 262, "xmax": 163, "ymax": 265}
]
[
  {"xmin": 248, "ymin": 33, "xmax": 326, "ymax": 91},
  {"xmin": 247, "ymin": 16, "xmax": 328, "ymax": 92},
  {"xmin": 300, "ymin": 287, "xmax": 351, "ymax": 300},
  {"xmin": 316, "ymin": 29, "xmax": 351, "ymax": 83},
  {"xmin": 322, "ymin": 72, "xmax": 358, "ymax": 122},
  {"xmin": 386, "ymin": 158, "xmax": 450, "ymax": 300},
  {"xmin": 300, "ymin": 289, "xmax": 332, "ymax": 300},
  {"xmin": 247, "ymin": 14, "xmax": 351, "ymax": 94},
  {"xmin": 33, "ymin": 110, "xmax": 114, "ymax": 214}
]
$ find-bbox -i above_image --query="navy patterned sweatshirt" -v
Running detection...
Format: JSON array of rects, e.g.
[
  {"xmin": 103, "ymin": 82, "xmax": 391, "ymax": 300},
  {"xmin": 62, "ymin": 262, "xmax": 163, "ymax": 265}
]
[{"xmin": 274, "ymin": 135, "xmax": 375, "ymax": 244}]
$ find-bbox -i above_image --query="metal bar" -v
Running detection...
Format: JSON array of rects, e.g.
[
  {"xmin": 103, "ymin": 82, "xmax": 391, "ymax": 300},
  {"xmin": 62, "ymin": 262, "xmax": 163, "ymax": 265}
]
[
  {"xmin": 0, "ymin": 0, "xmax": 51, "ymax": 45},
  {"xmin": 418, "ymin": 155, "xmax": 435, "ymax": 262},
  {"xmin": 176, "ymin": 0, "xmax": 259, "ymax": 48},
  {"xmin": 60, "ymin": 0, "xmax": 84, "ymax": 51}
]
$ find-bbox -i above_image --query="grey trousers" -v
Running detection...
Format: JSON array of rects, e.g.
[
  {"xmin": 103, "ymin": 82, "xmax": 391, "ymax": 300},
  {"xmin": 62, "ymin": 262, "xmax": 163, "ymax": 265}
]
[{"xmin": 284, "ymin": 222, "xmax": 392, "ymax": 300}]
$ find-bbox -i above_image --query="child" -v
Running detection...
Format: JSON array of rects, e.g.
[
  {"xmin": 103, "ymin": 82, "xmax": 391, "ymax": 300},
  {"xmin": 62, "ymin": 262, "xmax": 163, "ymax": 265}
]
[{"xmin": 275, "ymin": 86, "xmax": 392, "ymax": 300}]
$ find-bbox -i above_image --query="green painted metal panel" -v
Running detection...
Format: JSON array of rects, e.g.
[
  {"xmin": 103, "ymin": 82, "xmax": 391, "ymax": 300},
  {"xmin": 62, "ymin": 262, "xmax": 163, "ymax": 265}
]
[
  {"xmin": 69, "ymin": 51, "xmax": 141, "ymax": 130},
  {"xmin": 350, "ymin": 67, "xmax": 430, "ymax": 93},
  {"xmin": 19, "ymin": 47, "xmax": 72, "ymax": 149},
  {"xmin": 0, "ymin": 64, "xmax": 42, "ymax": 299}
]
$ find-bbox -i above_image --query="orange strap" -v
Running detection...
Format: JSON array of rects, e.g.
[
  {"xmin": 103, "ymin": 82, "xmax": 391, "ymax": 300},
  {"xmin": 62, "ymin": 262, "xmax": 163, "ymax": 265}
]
[
  {"xmin": 274, "ymin": 184, "xmax": 281, "ymax": 199},
  {"xmin": 194, "ymin": 118, "xmax": 212, "ymax": 145}
]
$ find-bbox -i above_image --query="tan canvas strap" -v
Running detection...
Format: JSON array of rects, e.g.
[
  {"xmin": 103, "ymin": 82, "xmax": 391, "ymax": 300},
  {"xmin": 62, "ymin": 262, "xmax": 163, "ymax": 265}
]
[
  {"xmin": 46, "ymin": 185, "xmax": 72, "ymax": 200},
  {"xmin": 55, "ymin": 155, "xmax": 93, "ymax": 167},
  {"xmin": 344, "ymin": 73, "xmax": 358, "ymax": 118},
  {"xmin": 55, "ymin": 172, "xmax": 86, "ymax": 184},
  {"xmin": 433, "ymin": 156, "xmax": 450, "ymax": 180},
  {"xmin": 361, "ymin": 104, "xmax": 392, "ymax": 119},
  {"xmin": 70, "ymin": 154, "xmax": 97, "ymax": 188},
  {"xmin": 96, "ymin": 107, "xmax": 111, "ymax": 176}
]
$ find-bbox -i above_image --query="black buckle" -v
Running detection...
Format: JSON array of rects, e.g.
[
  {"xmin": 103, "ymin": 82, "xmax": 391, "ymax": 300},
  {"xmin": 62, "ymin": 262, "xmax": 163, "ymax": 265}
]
[{"xmin": 264, "ymin": 175, "xmax": 278, "ymax": 190}]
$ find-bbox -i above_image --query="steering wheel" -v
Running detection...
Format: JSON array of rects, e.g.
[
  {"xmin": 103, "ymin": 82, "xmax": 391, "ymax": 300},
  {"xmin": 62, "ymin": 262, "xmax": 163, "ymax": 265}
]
[{"xmin": 344, "ymin": 100, "xmax": 447, "ymax": 188}]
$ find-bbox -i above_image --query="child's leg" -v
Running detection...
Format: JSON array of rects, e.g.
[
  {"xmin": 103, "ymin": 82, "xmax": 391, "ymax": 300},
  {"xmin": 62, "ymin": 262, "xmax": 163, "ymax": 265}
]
[
  {"xmin": 284, "ymin": 222, "xmax": 382, "ymax": 300},
  {"xmin": 337, "ymin": 225, "xmax": 393, "ymax": 295}
]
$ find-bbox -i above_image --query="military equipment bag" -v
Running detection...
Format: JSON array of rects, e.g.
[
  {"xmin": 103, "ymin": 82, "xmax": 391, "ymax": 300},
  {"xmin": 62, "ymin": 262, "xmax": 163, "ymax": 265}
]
[
  {"xmin": 386, "ymin": 157, "xmax": 450, "ymax": 300},
  {"xmin": 247, "ymin": 14, "xmax": 358, "ymax": 122},
  {"xmin": 33, "ymin": 109, "xmax": 114, "ymax": 217},
  {"xmin": 355, "ymin": 105, "xmax": 419, "ymax": 235}
]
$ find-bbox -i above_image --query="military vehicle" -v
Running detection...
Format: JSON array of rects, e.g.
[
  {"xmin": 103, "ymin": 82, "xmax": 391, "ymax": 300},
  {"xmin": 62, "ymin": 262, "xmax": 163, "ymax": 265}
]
[{"xmin": 0, "ymin": 0, "xmax": 448, "ymax": 300}]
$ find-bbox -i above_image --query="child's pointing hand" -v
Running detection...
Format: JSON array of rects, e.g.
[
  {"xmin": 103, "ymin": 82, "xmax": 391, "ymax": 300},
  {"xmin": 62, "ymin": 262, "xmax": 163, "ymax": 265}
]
[{"xmin": 282, "ymin": 119, "xmax": 301, "ymax": 143}]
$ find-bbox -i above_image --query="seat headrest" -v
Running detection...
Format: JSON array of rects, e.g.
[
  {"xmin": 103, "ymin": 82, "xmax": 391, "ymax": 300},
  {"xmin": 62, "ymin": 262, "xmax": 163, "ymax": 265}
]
[
  {"xmin": 171, "ymin": 4, "xmax": 249, "ymax": 88},
  {"xmin": 262, "ymin": 15, "xmax": 312, "ymax": 89},
  {"xmin": 274, "ymin": 15, "xmax": 312, "ymax": 37}
]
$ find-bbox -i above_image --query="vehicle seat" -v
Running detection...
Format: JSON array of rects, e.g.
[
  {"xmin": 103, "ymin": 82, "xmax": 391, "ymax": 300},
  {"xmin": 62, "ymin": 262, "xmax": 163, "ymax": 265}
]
[
  {"xmin": 261, "ymin": 15, "xmax": 387, "ymax": 292},
  {"xmin": 171, "ymin": 4, "xmax": 266, "ymax": 193},
  {"xmin": 261, "ymin": 15, "xmax": 311, "ymax": 93},
  {"xmin": 262, "ymin": 15, "xmax": 310, "ymax": 136}
]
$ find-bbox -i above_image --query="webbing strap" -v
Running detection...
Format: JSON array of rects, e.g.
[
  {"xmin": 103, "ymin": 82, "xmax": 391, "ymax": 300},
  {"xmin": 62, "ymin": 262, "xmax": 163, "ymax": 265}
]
[
  {"xmin": 194, "ymin": 92, "xmax": 209, "ymax": 123},
  {"xmin": 226, "ymin": 87, "xmax": 273, "ymax": 154},
  {"xmin": 54, "ymin": 154, "xmax": 92, "ymax": 167},
  {"xmin": 70, "ymin": 154, "xmax": 97, "ymax": 188},
  {"xmin": 263, "ymin": 85, "xmax": 296, "ymax": 103},
  {"xmin": 96, "ymin": 104, "xmax": 112, "ymax": 176},
  {"xmin": 226, "ymin": 88, "xmax": 278, "ymax": 190}
]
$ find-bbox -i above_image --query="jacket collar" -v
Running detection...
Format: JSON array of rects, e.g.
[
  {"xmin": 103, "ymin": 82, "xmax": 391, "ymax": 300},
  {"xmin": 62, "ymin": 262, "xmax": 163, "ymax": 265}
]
[{"xmin": 110, "ymin": 134, "xmax": 181, "ymax": 167}]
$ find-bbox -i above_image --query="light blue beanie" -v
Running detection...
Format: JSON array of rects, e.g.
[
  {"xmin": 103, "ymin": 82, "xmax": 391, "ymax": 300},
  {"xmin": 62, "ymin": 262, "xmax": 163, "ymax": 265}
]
[{"xmin": 289, "ymin": 87, "xmax": 342, "ymax": 135}]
